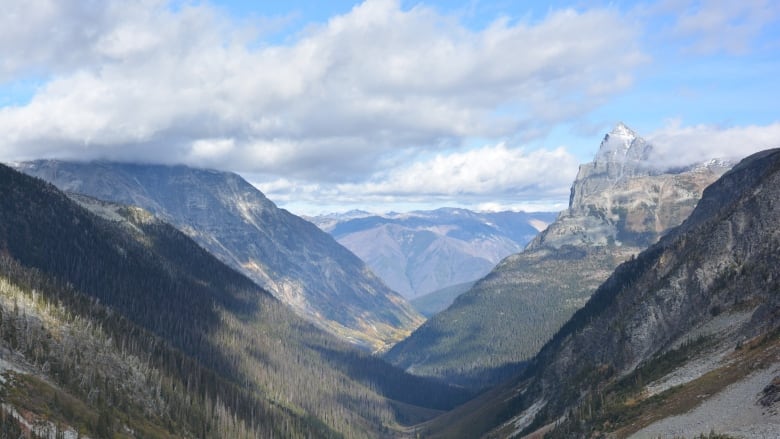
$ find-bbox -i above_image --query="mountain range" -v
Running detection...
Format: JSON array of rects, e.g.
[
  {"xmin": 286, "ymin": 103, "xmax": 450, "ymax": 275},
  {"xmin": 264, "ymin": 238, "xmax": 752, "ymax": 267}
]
[
  {"xmin": 15, "ymin": 161, "xmax": 422, "ymax": 352},
  {"xmin": 0, "ymin": 163, "xmax": 469, "ymax": 438},
  {"xmin": 423, "ymin": 147, "xmax": 780, "ymax": 438},
  {"xmin": 2, "ymin": 127, "xmax": 778, "ymax": 438},
  {"xmin": 311, "ymin": 208, "xmax": 556, "ymax": 300},
  {"xmin": 384, "ymin": 123, "xmax": 732, "ymax": 389}
]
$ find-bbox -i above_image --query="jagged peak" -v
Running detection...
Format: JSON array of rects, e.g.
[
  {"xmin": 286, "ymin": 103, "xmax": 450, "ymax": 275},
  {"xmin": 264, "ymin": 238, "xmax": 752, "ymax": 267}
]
[
  {"xmin": 609, "ymin": 121, "xmax": 637, "ymax": 139},
  {"xmin": 594, "ymin": 122, "xmax": 650, "ymax": 167}
]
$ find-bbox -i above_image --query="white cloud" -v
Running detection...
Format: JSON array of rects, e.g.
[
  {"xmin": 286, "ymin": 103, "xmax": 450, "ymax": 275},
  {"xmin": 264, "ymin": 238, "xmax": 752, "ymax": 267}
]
[
  {"xmin": 0, "ymin": 0, "xmax": 644, "ymax": 183},
  {"xmin": 357, "ymin": 143, "xmax": 577, "ymax": 195},
  {"xmin": 256, "ymin": 120, "xmax": 780, "ymax": 214},
  {"xmin": 0, "ymin": 0, "xmax": 111, "ymax": 81},
  {"xmin": 253, "ymin": 143, "xmax": 578, "ymax": 213},
  {"xmin": 648, "ymin": 120, "xmax": 780, "ymax": 168}
]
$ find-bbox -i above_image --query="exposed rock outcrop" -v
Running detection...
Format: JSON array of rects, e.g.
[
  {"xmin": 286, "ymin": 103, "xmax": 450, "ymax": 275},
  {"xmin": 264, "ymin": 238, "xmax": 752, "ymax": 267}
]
[{"xmin": 530, "ymin": 122, "xmax": 728, "ymax": 250}]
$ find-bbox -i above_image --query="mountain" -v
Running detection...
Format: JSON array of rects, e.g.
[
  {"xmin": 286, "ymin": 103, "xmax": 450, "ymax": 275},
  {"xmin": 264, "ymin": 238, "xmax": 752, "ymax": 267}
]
[
  {"xmin": 384, "ymin": 123, "xmax": 731, "ymax": 389},
  {"xmin": 410, "ymin": 280, "xmax": 477, "ymax": 317},
  {"xmin": 529, "ymin": 122, "xmax": 727, "ymax": 250},
  {"xmin": 15, "ymin": 160, "xmax": 423, "ymax": 351},
  {"xmin": 0, "ymin": 163, "xmax": 470, "ymax": 438},
  {"xmin": 312, "ymin": 208, "xmax": 556, "ymax": 299},
  {"xmin": 423, "ymin": 148, "xmax": 780, "ymax": 438}
]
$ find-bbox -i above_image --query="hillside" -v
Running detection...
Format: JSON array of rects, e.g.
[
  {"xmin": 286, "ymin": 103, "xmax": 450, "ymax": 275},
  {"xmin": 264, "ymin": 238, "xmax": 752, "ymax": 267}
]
[
  {"xmin": 410, "ymin": 281, "xmax": 477, "ymax": 317},
  {"xmin": 0, "ymin": 164, "xmax": 470, "ymax": 438},
  {"xmin": 16, "ymin": 161, "xmax": 423, "ymax": 351},
  {"xmin": 384, "ymin": 124, "xmax": 730, "ymax": 389},
  {"xmin": 313, "ymin": 208, "xmax": 555, "ymax": 299},
  {"xmin": 423, "ymin": 148, "xmax": 780, "ymax": 438}
]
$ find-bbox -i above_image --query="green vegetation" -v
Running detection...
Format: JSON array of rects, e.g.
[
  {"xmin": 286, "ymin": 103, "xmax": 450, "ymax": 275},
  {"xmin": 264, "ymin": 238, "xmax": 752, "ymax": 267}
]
[
  {"xmin": 541, "ymin": 337, "xmax": 713, "ymax": 437},
  {"xmin": 21, "ymin": 160, "xmax": 424, "ymax": 352},
  {"xmin": 0, "ymin": 164, "xmax": 470, "ymax": 437},
  {"xmin": 385, "ymin": 245, "xmax": 625, "ymax": 389},
  {"xmin": 0, "ymin": 411, "xmax": 25, "ymax": 438},
  {"xmin": 410, "ymin": 281, "xmax": 475, "ymax": 317}
]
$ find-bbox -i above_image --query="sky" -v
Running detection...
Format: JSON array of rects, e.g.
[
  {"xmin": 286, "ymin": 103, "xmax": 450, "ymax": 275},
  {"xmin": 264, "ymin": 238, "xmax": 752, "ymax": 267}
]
[{"xmin": 1, "ymin": 0, "xmax": 779, "ymax": 215}]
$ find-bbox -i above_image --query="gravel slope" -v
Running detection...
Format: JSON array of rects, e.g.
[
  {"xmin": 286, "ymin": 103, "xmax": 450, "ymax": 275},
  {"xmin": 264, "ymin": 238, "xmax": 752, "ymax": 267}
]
[{"xmin": 632, "ymin": 365, "xmax": 780, "ymax": 439}]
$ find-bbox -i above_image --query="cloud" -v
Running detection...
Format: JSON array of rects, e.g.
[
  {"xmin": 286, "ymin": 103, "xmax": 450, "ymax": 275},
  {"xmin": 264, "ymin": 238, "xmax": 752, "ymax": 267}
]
[
  {"xmin": 0, "ymin": 0, "xmax": 644, "ymax": 184},
  {"xmin": 648, "ymin": 120, "xmax": 780, "ymax": 168},
  {"xmin": 357, "ymin": 143, "xmax": 577, "ymax": 196},
  {"xmin": 0, "ymin": 0, "xmax": 113, "ymax": 81},
  {"xmin": 254, "ymin": 142, "xmax": 579, "ymax": 212}
]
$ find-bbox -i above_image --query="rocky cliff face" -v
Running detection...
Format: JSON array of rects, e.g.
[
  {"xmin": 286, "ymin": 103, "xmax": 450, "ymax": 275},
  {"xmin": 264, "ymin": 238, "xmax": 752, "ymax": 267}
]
[
  {"xmin": 425, "ymin": 148, "xmax": 780, "ymax": 438},
  {"xmin": 530, "ymin": 122, "xmax": 728, "ymax": 250},
  {"xmin": 15, "ymin": 161, "xmax": 423, "ymax": 351},
  {"xmin": 384, "ymin": 124, "xmax": 730, "ymax": 388}
]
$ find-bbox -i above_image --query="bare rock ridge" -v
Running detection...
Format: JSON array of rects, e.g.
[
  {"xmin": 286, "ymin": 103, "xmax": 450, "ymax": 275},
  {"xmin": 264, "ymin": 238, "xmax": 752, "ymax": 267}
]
[
  {"xmin": 425, "ymin": 148, "xmax": 780, "ymax": 438},
  {"xmin": 384, "ymin": 123, "xmax": 730, "ymax": 389},
  {"xmin": 15, "ymin": 161, "xmax": 423, "ymax": 351},
  {"xmin": 585, "ymin": 122, "xmax": 652, "ymax": 180}
]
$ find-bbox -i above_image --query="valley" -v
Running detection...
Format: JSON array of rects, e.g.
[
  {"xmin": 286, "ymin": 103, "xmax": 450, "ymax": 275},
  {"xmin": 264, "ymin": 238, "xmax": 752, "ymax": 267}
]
[
  {"xmin": 383, "ymin": 124, "xmax": 732, "ymax": 389},
  {"xmin": 2, "ymin": 1, "xmax": 778, "ymax": 437},
  {"xmin": 420, "ymin": 148, "xmax": 780, "ymax": 438},
  {"xmin": 16, "ymin": 161, "xmax": 423, "ymax": 353},
  {"xmin": 0, "ymin": 165, "xmax": 470, "ymax": 438},
  {"xmin": 1, "ymin": 128, "xmax": 777, "ymax": 439}
]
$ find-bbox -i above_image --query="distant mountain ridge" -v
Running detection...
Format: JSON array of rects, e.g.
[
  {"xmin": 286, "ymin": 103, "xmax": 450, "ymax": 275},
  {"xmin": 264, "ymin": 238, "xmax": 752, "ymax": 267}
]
[
  {"xmin": 312, "ymin": 208, "xmax": 556, "ymax": 299},
  {"xmin": 384, "ymin": 123, "xmax": 732, "ymax": 388},
  {"xmin": 425, "ymin": 148, "xmax": 780, "ymax": 438},
  {"xmin": 15, "ymin": 160, "xmax": 422, "ymax": 351}
]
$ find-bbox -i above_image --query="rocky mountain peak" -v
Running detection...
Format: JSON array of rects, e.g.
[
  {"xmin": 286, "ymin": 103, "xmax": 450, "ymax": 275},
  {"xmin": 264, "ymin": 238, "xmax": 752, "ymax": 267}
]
[
  {"xmin": 589, "ymin": 122, "xmax": 652, "ymax": 182},
  {"xmin": 528, "ymin": 123, "xmax": 729, "ymax": 250},
  {"xmin": 383, "ymin": 125, "xmax": 731, "ymax": 390},
  {"xmin": 610, "ymin": 120, "xmax": 636, "ymax": 137},
  {"xmin": 596, "ymin": 122, "xmax": 638, "ymax": 159}
]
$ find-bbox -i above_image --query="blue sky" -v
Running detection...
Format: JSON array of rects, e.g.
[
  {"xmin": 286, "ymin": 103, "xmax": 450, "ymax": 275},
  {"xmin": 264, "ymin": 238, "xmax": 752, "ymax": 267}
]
[{"xmin": 1, "ymin": 0, "xmax": 778, "ymax": 214}]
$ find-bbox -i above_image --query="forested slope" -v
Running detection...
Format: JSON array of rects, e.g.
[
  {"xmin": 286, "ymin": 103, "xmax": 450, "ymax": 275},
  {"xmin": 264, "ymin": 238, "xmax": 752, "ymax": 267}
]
[
  {"xmin": 17, "ymin": 160, "xmax": 423, "ymax": 351},
  {"xmin": 0, "ymin": 164, "xmax": 469, "ymax": 438}
]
